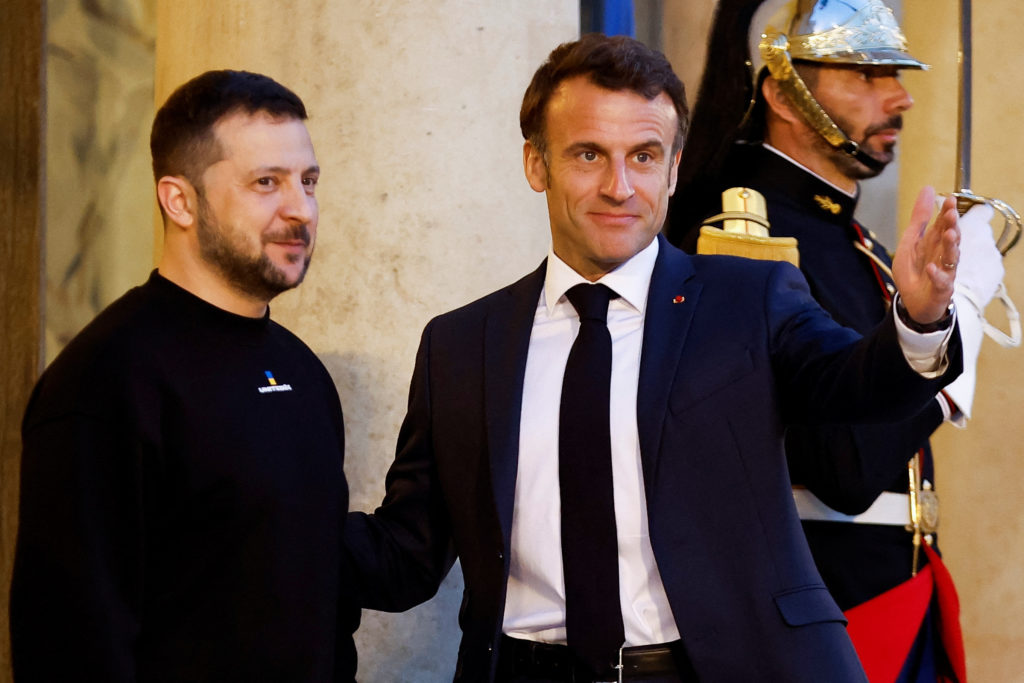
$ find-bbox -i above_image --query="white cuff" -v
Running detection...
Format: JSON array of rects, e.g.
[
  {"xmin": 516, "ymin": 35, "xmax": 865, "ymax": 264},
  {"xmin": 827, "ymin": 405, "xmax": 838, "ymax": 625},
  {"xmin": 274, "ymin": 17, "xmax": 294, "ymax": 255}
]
[{"xmin": 935, "ymin": 391, "xmax": 966, "ymax": 428}]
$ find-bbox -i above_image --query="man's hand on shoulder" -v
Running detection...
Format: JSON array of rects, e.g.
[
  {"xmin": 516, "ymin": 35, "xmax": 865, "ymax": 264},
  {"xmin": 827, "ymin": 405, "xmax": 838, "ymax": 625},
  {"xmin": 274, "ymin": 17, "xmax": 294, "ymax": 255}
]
[{"xmin": 892, "ymin": 187, "xmax": 960, "ymax": 325}]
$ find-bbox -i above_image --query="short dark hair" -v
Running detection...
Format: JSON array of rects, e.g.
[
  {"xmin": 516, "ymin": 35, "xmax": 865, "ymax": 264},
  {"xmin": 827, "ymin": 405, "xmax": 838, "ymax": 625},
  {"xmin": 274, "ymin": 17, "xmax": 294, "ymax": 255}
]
[
  {"xmin": 520, "ymin": 33, "xmax": 689, "ymax": 158},
  {"xmin": 150, "ymin": 70, "xmax": 307, "ymax": 187}
]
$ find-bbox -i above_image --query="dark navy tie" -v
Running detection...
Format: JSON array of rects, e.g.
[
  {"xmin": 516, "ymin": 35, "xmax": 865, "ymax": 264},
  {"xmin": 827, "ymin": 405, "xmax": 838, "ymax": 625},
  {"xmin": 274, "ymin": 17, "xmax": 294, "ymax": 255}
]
[{"xmin": 560, "ymin": 283, "xmax": 625, "ymax": 675}]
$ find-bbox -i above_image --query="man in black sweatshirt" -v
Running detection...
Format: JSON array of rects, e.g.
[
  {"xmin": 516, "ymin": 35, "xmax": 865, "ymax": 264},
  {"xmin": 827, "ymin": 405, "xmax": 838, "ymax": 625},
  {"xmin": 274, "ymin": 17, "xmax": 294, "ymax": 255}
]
[{"xmin": 10, "ymin": 70, "xmax": 358, "ymax": 682}]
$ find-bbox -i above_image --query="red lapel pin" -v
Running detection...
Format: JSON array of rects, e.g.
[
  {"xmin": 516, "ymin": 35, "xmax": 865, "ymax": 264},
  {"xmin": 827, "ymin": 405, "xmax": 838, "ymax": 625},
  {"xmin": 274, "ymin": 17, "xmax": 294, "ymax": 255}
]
[{"xmin": 672, "ymin": 295, "xmax": 685, "ymax": 304}]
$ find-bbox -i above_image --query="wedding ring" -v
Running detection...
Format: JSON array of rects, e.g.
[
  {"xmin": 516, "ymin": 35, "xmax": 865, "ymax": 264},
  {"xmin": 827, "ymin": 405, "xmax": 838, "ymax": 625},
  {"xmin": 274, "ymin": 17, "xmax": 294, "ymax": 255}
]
[{"xmin": 942, "ymin": 261, "xmax": 957, "ymax": 270}]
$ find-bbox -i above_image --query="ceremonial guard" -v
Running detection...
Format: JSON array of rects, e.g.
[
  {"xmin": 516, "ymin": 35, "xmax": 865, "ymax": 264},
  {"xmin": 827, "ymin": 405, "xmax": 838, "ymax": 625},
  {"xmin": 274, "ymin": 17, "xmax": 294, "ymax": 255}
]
[{"xmin": 666, "ymin": 1, "xmax": 1009, "ymax": 680}]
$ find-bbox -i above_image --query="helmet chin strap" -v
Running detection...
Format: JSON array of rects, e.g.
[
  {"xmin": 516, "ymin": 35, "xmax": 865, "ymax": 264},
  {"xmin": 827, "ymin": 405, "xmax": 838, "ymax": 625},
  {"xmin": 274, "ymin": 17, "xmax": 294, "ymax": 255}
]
[
  {"xmin": 760, "ymin": 33, "xmax": 886, "ymax": 174},
  {"xmin": 838, "ymin": 138, "xmax": 886, "ymax": 173}
]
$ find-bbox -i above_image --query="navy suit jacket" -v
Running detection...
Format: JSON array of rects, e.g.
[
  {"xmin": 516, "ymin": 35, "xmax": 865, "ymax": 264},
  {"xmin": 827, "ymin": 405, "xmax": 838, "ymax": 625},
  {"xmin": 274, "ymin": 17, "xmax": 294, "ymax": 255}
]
[{"xmin": 346, "ymin": 235, "xmax": 960, "ymax": 682}]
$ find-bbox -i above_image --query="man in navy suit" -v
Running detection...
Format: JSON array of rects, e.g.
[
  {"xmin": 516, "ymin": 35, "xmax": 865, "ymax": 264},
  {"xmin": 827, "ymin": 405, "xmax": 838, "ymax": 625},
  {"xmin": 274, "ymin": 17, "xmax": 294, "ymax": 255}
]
[{"xmin": 346, "ymin": 34, "xmax": 963, "ymax": 682}]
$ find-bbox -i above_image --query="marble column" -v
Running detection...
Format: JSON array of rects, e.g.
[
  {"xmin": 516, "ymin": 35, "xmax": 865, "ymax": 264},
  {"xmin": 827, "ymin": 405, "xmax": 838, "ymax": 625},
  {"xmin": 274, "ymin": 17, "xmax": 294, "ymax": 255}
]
[
  {"xmin": 156, "ymin": 2, "xmax": 577, "ymax": 680},
  {"xmin": 45, "ymin": 0, "xmax": 158, "ymax": 365},
  {"xmin": 902, "ymin": 2, "xmax": 1024, "ymax": 679}
]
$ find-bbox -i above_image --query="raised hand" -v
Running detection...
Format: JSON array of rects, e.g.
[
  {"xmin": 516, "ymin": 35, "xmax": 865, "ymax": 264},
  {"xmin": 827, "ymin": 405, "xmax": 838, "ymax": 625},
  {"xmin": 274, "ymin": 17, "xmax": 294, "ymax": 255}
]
[{"xmin": 892, "ymin": 186, "xmax": 960, "ymax": 324}]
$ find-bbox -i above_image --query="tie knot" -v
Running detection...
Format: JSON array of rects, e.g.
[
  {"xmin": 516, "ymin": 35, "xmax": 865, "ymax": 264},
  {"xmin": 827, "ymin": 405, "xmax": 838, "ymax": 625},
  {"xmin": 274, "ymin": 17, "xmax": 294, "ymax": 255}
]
[{"xmin": 565, "ymin": 283, "xmax": 617, "ymax": 322}]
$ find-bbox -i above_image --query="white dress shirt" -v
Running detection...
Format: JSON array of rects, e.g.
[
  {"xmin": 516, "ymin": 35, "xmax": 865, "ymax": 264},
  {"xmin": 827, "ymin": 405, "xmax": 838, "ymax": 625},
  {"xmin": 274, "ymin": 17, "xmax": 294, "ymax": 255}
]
[{"xmin": 502, "ymin": 237, "xmax": 679, "ymax": 646}]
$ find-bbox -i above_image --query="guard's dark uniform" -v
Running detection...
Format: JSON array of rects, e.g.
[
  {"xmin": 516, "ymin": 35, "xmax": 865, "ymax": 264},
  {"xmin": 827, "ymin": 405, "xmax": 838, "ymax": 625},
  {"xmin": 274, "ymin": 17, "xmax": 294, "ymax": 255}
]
[{"xmin": 670, "ymin": 142, "xmax": 958, "ymax": 682}]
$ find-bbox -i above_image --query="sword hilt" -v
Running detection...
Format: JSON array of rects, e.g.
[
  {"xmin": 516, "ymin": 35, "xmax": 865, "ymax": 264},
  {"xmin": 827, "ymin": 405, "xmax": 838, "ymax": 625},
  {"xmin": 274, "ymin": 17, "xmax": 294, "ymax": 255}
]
[{"xmin": 951, "ymin": 190, "xmax": 1022, "ymax": 255}]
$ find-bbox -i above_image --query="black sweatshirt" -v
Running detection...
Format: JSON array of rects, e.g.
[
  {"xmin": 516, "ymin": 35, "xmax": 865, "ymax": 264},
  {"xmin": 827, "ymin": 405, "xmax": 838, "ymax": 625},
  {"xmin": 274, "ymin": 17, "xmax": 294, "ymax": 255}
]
[{"xmin": 12, "ymin": 271, "xmax": 358, "ymax": 682}]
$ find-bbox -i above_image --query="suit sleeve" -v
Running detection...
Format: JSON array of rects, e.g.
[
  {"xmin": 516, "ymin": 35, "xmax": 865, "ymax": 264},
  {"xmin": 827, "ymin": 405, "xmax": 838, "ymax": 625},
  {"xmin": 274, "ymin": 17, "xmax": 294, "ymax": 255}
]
[
  {"xmin": 766, "ymin": 261, "xmax": 962, "ymax": 429},
  {"xmin": 11, "ymin": 408, "xmax": 145, "ymax": 681},
  {"xmin": 344, "ymin": 321, "xmax": 456, "ymax": 612},
  {"xmin": 784, "ymin": 403, "xmax": 943, "ymax": 514},
  {"xmin": 760, "ymin": 261, "xmax": 961, "ymax": 511}
]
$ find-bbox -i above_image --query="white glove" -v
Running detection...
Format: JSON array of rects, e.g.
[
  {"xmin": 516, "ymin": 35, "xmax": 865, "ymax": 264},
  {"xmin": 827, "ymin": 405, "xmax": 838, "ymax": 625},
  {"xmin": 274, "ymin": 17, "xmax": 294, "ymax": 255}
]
[
  {"xmin": 941, "ymin": 203, "xmax": 1003, "ymax": 423},
  {"xmin": 941, "ymin": 289, "xmax": 983, "ymax": 424},
  {"xmin": 955, "ymin": 203, "xmax": 1004, "ymax": 312}
]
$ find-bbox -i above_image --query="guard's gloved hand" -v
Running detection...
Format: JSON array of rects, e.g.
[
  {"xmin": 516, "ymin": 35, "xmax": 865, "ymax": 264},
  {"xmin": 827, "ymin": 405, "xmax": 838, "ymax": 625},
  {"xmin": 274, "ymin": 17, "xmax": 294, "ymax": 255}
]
[
  {"xmin": 942, "ymin": 203, "xmax": 1003, "ymax": 423},
  {"xmin": 955, "ymin": 203, "xmax": 1004, "ymax": 309}
]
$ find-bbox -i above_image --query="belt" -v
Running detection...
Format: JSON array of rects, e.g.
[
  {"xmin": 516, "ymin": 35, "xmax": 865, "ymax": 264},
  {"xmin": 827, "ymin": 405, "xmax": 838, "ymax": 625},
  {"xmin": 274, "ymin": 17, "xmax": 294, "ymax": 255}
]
[
  {"xmin": 498, "ymin": 635, "xmax": 683, "ymax": 682},
  {"xmin": 792, "ymin": 487, "xmax": 910, "ymax": 526}
]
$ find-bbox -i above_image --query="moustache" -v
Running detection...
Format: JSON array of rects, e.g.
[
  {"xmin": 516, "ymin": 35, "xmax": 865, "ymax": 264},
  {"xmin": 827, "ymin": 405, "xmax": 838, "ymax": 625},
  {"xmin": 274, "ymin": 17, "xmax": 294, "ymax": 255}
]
[
  {"xmin": 263, "ymin": 224, "xmax": 311, "ymax": 246},
  {"xmin": 864, "ymin": 115, "xmax": 903, "ymax": 138}
]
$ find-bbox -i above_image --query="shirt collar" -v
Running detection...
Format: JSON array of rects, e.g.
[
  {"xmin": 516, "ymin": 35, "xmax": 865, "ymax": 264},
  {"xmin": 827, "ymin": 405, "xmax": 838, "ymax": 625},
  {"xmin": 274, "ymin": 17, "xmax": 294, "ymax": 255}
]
[
  {"xmin": 762, "ymin": 142, "xmax": 858, "ymax": 200},
  {"xmin": 543, "ymin": 237, "xmax": 659, "ymax": 316}
]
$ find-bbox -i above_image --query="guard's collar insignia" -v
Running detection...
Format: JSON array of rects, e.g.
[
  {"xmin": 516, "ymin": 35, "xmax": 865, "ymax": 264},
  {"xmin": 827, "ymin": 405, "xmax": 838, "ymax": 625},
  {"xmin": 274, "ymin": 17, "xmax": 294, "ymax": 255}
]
[{"xmin": 814, "ymin": 194, "xmax": 842, "ymax": 215}]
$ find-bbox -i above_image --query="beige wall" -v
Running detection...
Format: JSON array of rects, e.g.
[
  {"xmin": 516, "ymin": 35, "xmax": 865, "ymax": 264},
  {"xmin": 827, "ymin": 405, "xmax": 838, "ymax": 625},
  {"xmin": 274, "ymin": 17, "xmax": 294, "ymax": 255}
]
[
  {"xmin": 903, "ymin": 2, "xmax": 1024, "ymax": 680},
  {"xmin": 155, "ymin": 2, "xmax": 577, "ymax": 679}
]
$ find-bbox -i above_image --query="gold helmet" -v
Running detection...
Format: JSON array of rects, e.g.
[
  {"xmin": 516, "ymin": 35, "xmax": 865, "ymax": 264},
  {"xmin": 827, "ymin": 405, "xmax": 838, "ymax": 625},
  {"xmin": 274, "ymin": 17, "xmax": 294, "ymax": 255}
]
[{"xmin": 754, "ymin": 0, "xmax": 927, "ymax": 170}]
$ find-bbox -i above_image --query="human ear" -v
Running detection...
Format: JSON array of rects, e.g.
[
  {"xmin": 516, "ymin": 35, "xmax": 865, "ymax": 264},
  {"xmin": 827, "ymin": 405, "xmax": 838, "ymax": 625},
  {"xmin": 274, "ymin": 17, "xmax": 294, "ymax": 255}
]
[
  {"xmin": 761, "ymin": 76, "xmax": 802, "ymax": 125},
  {"xmin": 523, "ymin": 140, "xmax": 548, "ymax": 193},
  {"xmin": 156, "ymin": 176, "xmax": 197, "ymax": 229}
]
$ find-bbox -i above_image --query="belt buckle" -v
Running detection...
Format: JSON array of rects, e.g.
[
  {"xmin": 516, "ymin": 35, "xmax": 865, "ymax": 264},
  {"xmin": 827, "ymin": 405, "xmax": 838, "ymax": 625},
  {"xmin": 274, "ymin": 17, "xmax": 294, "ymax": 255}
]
[{"xmin": 591, "ymin": 646, "xmax": 625, "ymax": 683}]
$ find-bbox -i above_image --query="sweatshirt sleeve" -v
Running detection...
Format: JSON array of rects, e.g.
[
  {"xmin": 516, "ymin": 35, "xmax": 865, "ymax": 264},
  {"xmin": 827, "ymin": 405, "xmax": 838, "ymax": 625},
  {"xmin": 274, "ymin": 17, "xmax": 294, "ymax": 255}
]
[{"xmin": 11, "ymin": 408, "xmax": 146, "ymax": 682}]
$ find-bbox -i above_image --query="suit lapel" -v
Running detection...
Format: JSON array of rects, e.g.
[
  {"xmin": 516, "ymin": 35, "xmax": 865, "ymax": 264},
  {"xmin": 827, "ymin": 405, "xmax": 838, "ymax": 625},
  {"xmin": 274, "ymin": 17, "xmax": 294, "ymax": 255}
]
[
  {"xmin": 484, "ymin": 262, "xmax": 546, "ymax": 544},
  {"xmin": 637, "ymin": 236, "xmax": 701, "ymax": 485}
]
